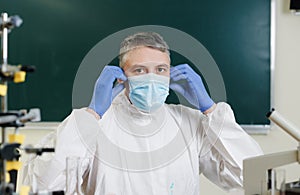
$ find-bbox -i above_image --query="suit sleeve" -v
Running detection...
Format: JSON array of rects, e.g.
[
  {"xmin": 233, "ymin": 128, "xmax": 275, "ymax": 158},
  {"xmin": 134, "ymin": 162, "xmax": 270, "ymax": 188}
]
[{"xmin": 198, "ymin": 102, "xmax": 263, "ymax": 191}]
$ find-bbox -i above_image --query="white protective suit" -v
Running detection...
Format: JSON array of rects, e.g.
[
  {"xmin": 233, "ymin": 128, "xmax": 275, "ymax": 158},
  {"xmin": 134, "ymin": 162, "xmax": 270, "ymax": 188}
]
[{"xmin": 22, "ymin": 91, "xmax": 263, "ymax": 194}]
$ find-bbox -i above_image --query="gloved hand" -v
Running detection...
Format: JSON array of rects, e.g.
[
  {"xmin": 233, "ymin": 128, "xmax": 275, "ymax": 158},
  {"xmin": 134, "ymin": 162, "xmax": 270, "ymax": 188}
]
[
  {"xmin": 170, "ymin": 64, "xmax": 215, "ymax": 112},
  {"xmin": 89, "ymin": 65, "xmax": 127, "ymax": 117}
]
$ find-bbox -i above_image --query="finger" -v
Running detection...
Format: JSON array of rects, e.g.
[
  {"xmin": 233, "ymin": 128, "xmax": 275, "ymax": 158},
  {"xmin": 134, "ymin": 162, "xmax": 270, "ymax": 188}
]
[
  {"xmin": 115, "ymin": 71, "xmax": 127, "ymax": 82},
  {"xmin": 100, "ymin": 66, "xmax": 126, "ymax": 83},
  {"xmin": 97, "ymin": 66, "xmax": 115, "ymax": 84},
  {"xmin": 172, "ymin": 64, "xmax": 197, "ymax": 76},
  {"xmin": 170, "ymin": 64, "xmax": 192, "ymax": 77},
  {"xmin": 173, "ymin": 64, "xmax": 200, "ymax": 75},
  {"xmin": 109, "ymin": 66, "xmax": 127, "ymax": 81},
  {"xmin": 170, "ymin": 67, "xmax": 188, "ymax": 81},
  {"xmin": 88, "ymin": 96, "xmax": 96, "ymax": 110},
  {"xmin": 173, "ymin": 64, "xmax": 204, "ymax": 85},
  {"xmin": 169, "ymin": 83, "xmax": 185, "ymax": 95},
  {"xmin": 173, "ymin": 63, "xmax": 191, "ymax": 70},
  {"xmin": 112, "ymin": 83, "xmax": 125, "ymax": 99}
]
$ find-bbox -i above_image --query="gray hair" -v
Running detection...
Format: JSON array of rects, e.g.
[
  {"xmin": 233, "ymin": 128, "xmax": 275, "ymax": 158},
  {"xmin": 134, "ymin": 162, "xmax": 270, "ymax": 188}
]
[{"xmin": 119, "ymin": 32, "xmax": 170, "ymax": 68}]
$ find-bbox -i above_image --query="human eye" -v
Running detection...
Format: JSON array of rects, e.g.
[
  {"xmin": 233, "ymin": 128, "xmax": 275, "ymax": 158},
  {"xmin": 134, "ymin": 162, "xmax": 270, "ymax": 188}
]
[
  {"xmin": 156, "ymin": 65, "xmax": 169, "ymax": 73},
  {"xmin": 157, "ymin": 67, "xmax": 166, "ymax": 73},
  {"xmin": 133, "ymin": 67, "xmax": 146, "ymax": 74}
]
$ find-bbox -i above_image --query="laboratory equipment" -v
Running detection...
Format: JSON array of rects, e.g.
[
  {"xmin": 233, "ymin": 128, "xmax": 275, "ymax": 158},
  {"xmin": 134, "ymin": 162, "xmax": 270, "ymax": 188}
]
[
  {"xmin": 0, "ymin": 12, "xmax": 55, "ymax": 195},
  {"xmin": 0, "ymin": 108, "xmax": 56, "ymax": 194},
  {"xmin": 243, "ymin": 109, "xmax": 300, "ymax": 195}
]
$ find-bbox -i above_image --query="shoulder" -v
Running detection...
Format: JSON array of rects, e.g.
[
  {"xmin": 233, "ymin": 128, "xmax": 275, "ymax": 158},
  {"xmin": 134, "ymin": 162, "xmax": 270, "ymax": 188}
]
[
  {"xmin": 57, "ymin": 108, "xmax": 100, "ymax": 134},
  {"xmin": 204, "ymin": 102, "xmax": 234, "ymax": 118},
  {"xmin": 67, "ymin": 108, "xmax": 100, "ymax": 120},
  {"xmin": 164, "ymin": 102, "xmax": 234, "ymax": 120}
]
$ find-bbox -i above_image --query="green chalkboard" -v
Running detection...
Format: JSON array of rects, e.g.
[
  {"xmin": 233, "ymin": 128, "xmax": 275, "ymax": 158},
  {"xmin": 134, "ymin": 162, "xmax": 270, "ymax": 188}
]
[{"xmin": 0, "ymin": 0, "xmax": 270, "ymax": 124}]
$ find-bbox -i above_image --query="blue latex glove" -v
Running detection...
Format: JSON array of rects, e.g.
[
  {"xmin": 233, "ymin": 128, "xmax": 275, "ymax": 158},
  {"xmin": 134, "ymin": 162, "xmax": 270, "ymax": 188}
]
[
  {"xmin": 170, "ymin": 64, "xmax": 214, "ymax": 112},
  {"xmin": 89, "ymin": 66, "xmax": 127, "ymax": 117}
]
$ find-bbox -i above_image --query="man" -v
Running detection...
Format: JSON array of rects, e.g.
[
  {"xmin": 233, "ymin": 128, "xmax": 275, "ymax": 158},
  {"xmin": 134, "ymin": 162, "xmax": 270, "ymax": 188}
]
[{"xmin": 23, "ymin": 32, "xmax": 263, "ymax": 194}]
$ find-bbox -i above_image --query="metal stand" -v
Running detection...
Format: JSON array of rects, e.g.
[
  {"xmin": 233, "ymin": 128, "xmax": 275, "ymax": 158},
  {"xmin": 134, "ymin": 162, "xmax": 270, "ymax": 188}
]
[
  {"xmin": 1, "ymin": 13, "xmax": 8, "ymax": 113},
  {"xmin": 0, "ymin": 13, "xmax": 22, "ymax": 192},
  {"xmin": 0, "ymin": 12, "xmax": 55, "ymax": 194},
  {"xmin": 1, "ymin": 12, "xmax": 10, "ymax": 193},
  {"xmin": 243, "ymin": 109, "xmax": 300, "ymax": 195}
]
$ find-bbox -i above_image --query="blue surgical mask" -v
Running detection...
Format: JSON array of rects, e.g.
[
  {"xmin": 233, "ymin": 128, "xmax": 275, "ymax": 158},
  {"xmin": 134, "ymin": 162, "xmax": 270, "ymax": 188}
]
[{"xmin": 128, "ymin": 73, "xmax": 170, "ymax": 112}]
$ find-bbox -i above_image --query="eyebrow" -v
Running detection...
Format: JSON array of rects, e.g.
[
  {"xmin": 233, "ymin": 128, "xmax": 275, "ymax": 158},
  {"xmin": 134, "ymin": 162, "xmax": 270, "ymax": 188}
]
[
  {"xmin": 124, "ymin": 64, "xmax": 146, "ymax": 72},
  {"xmin": 156, "ymin": 64, "xmax": 170, "ymax": 68},
  {"xmin": 132, "ymin": 63, "xmax": 170, "ymax": 67},
  {"xmin": 127, "ymin": 64, "xmax": 148, "ymax": 70},
  {"xmin": 125, "ymin": 63, "xmax": 170, "ymax": 72},
  {"xmin": 131, "ymin": 64, "xmax": 147, "ymax": 67}
]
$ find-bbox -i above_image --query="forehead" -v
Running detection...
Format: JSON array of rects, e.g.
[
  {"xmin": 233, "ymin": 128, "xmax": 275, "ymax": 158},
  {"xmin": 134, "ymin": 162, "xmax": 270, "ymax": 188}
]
[{"xmin": 124, "ymin": 47, "xmax": 170, "ymax": 69}]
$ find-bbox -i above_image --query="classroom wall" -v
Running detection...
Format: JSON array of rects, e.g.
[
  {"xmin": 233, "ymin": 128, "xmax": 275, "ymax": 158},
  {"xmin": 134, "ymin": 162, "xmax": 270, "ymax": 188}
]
[
  {"xmin": 274, "ymin": 0, "xmax": 300, "ymax": 128},
  {"xmin": 16, "ymin": 0, "xmax": 300, "ymax": 194},
  {"xmin": 200, "ymin": 0, "xmax": 300, "ymax": 194}
]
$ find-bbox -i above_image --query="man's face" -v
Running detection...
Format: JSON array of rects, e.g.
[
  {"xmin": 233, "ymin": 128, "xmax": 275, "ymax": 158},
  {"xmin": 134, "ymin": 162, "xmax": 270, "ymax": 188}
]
[{"xmin": 122, "ymin": 47, "xmax": 171, "ymax": 95}]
